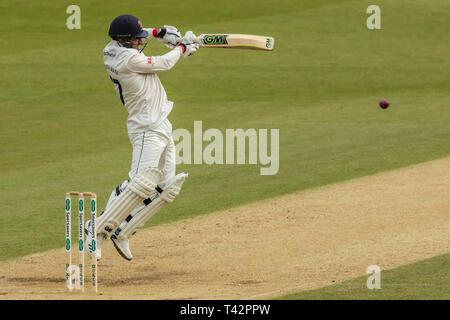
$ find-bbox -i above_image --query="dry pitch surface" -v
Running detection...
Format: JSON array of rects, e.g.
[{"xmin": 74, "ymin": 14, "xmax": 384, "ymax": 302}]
[{"xmin": 1, "ymin": 158, "xmax": 449, "ymax": 299}]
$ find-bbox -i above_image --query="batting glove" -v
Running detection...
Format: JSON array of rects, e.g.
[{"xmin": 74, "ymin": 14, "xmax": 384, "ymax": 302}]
[
  {"xmin": 177, "ymin": 31, "xmax": 199, "ymax": 58},
  {"xmin": 157, "ymin": 25, "xmax": 182, "ymax": 48}
]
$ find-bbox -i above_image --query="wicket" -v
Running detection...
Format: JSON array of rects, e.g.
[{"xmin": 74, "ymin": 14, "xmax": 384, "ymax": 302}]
[{"xmin": 65, "ymin": 191, "xmax": 98, "ymax": 293}]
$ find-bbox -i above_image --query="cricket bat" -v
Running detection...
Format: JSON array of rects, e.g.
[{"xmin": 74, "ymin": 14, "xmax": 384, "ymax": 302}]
[{"xmin": 188, "ymin": 34, "xmax": 275, "ymax": 51}]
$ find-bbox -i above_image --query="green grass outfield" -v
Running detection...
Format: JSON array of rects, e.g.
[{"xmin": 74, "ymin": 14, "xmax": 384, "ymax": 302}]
[
  {"xmin": 0, "ymin": 0, "xmax": 449, "ymax": 297},
  {"xmin": 278, "ymin": 253, "xmax": 450, "ymax": 299}
]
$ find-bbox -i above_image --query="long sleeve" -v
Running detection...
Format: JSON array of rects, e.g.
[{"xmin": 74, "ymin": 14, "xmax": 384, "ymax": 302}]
[
  {"xmin": 143, "ymin": 27, "xmax": 159, "ymax": 38},
  {"xmin": 126, "ymin": 47, "xmax": 183, "ymax": 73}
]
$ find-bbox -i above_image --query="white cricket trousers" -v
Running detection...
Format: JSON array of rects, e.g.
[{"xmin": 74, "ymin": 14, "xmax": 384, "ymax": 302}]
[
  {"xmin": 128, "ymin": 118, "xmax": 176, "ymax": 187},
  {"xmin": 98, "ymin": 118, "xmax": 176, "ymax": 235},
  {"xmin": 104, "ymin": 118, "xmax": 176, "ymax": 211}
]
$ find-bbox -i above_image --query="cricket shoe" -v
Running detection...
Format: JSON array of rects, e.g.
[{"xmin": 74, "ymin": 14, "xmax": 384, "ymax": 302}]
[
  {"xmin": 85, "ymin": 220, "xmax": 105, "ymax": 261},
  {"xmin": 110, "ymin": 235, "xmax": 133, "ymax": 261}
]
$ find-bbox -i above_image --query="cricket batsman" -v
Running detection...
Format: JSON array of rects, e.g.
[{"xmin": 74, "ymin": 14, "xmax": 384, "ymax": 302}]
[{"xmin": 85, "ymin": 14, "xmax": 199, "ymax": 261}]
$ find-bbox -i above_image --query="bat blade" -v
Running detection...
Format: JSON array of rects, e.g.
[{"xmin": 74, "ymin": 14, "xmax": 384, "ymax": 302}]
[{"xmin": 196, "ymin": 34, "xmax": 274, "ymax": 51}]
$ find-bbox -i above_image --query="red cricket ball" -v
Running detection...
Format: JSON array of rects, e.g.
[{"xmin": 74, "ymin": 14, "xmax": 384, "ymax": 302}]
[{"xmin": 379, "ymin": 99, "xmax": 390, "ymax": 109}]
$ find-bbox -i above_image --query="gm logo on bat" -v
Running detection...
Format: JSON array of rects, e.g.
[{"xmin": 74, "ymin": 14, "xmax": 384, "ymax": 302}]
[
  {"xmin": 266, "ymin": 38, "xmax": 272, "ymax": 48},
  {"xmin": 202, "ymin": 35, "xmax": 228, "ymax": 45}
]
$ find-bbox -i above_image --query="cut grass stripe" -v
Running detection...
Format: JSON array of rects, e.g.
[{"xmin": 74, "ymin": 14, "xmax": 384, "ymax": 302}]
[{"xmin": 277, "ymin": 253, "xmax": 450, "ymax": 300}]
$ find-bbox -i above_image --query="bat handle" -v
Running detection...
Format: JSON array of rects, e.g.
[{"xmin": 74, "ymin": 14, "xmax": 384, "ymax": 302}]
[{"xmin": 176, "ymin": 35, "xmax": 201, "ymax": 44}]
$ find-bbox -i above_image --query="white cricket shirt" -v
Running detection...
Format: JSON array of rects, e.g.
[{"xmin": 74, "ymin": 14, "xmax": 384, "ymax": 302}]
[{"xmin": 103, "ymin": 40, "xmax": 183, "ymax": 133}]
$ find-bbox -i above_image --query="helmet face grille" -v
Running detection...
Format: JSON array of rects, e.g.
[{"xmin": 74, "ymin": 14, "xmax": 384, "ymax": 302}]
[{"xmin": 115, "ymin": 35, "xmax": 133, "ymax": 48}]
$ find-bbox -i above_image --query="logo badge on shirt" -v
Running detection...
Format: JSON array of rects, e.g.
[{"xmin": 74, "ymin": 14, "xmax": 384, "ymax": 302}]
[{"xmin": 148, "ymin": 57, "xmax": 152, "ymax": 64}]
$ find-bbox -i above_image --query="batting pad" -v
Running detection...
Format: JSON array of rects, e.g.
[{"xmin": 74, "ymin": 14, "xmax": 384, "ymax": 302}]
[
  {"xmin": 118, "ymin": 172, "xmax": 188, "ymax": 239},
  {"xmin": 96, "ymin": 167, "xmax": 162, "ymax": 237}
]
